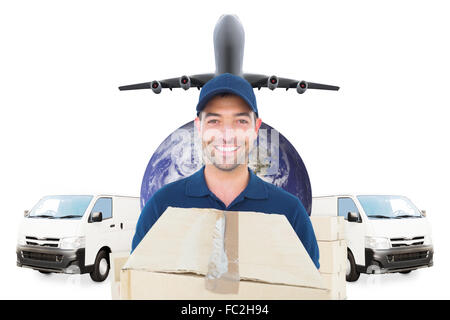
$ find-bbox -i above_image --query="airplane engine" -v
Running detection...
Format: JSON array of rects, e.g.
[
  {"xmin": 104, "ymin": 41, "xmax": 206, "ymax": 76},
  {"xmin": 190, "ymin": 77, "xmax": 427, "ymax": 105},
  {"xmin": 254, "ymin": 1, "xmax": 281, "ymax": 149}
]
[
  {"xmin": 296, "ymin": 80, "xmax": 308, "ymax": 94},
  {"xmin": 267, "ymin": 75, "xmax": 278, "ymax": 90},
  {"xmin": 151, "ymin": 80, "xmax": 162, "ymax": 94},
  {"xmin": 179, "ymin": 75, "xmax": 191, "ymax": 90}
]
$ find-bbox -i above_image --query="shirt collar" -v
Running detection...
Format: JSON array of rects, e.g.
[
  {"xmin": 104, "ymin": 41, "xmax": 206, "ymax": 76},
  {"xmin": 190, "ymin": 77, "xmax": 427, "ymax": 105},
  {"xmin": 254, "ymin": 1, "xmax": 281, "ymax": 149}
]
[
  {"xmin": 185, "ymin": 166, "xmax": 210, "ymax": 197},
  {"xmin": 185, "ymin": 165, "xmax": 268, "ymax": 200}
]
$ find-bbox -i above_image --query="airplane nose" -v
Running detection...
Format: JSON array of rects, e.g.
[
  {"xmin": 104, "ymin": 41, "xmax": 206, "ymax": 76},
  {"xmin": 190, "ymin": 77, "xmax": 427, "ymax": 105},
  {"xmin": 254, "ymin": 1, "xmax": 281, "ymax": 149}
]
[
  {"xmin": 215, "ymin": 14, "xmax": 244, "ymax": 36},
  {"xmin": 218, "ymin": 14, "xmax": 240, "ymax": 26}
]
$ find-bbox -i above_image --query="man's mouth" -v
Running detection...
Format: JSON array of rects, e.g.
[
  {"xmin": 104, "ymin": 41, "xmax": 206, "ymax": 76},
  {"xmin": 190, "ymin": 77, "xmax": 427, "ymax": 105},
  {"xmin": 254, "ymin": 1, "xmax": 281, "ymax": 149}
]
[{"xmin": 214, "ymin": 145, "xmax": 240, "ymax": 153}]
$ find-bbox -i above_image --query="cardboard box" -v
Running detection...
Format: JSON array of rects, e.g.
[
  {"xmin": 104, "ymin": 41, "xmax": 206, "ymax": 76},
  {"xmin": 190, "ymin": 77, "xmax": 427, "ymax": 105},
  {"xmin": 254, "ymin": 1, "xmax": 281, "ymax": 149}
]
[
  {"xmin": 310, "ymin": 216, "xmax": 346, "ymax": 241},
  {"xmin": 110, "ymin": 251, "xmax": 130, "ymax": 300},
  {"xmin": 318, "ymin": 240, "xmax": 347, "ymax": 274},
  {"xmin": 311, "ymin": 216, "xmax": 347, "ymax": 299},
  {"xmin": 320, "ymin": 271, "xmax": 346, "ymax": 300},
  {"xmin": 120, "ymin": 207, "xmax": 338, "ymax": 300}
]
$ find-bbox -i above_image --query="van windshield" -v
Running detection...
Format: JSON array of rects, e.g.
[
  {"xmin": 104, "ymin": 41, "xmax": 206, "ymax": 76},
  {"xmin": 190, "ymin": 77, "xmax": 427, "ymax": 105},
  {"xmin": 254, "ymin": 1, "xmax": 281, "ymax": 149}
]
[
  {"xmin": 28, "ymin": 195, "xmax": 93, "ymax": 219},
  {"xmin": 357, "ymin": 195, "xmax": 422, "ymax": 219}
]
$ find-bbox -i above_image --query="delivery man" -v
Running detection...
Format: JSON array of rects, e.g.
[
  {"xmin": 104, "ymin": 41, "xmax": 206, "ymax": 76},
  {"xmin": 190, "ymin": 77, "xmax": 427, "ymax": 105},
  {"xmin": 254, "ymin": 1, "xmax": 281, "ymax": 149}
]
[{"xmin": 131, "ymin": 73, "xmax": 320, "ymax": 268}]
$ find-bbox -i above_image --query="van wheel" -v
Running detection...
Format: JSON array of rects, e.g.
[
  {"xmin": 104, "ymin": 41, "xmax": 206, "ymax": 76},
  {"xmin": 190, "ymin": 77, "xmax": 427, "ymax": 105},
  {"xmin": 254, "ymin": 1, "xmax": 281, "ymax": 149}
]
[
  {"xmin": 400, "ymin": 270, "xmax": 413, "ymax": 274},
  {"xmin": 90, "ymin": 250, "xmax": 110, "ymax": 282},
  {"xmin": 346, "ymin": 250, "xmax": 360, "ymax": 282}
]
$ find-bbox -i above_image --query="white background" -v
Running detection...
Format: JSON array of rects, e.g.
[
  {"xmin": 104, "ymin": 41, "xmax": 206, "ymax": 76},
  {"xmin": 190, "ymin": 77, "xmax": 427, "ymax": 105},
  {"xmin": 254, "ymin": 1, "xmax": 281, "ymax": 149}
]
[{"xmin": 1, "ymin": 0, "xmax": 449, "ymax": 299}]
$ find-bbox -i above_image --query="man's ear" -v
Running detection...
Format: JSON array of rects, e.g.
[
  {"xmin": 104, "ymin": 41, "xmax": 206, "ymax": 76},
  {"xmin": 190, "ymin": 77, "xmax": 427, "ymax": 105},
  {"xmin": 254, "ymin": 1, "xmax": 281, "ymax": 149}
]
[
  {"xmin": 194, "ymin": 116, "xmax": 201, "ymax": 134},
  {"xmin": 255, "ymin": 117, "xmax": 262, "ymax": 134}
]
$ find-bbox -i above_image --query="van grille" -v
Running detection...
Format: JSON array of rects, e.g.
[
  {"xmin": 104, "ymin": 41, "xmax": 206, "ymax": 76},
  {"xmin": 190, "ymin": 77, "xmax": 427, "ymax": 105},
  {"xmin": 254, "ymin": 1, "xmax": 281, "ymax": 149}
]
[
  {"xmin": 390, "ymin": 237, "xmax": 424, "ymax": 248},
  {"xmin": 387, "ymin": 251, "xmax": 429, "ymax": 263},
  {"xmin": 22, "ymin": 251, "xmax": 63, "ymax": 262},
  {"xmin": 25, "ymin": 236, "xmax": 60, "ymax": 248}
]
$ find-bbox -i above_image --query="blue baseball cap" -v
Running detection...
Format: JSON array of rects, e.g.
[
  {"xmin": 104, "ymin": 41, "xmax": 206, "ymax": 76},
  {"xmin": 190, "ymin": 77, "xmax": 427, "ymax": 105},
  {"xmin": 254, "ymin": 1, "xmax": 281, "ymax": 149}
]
[{"xmin": 196, "ymin": 73, "xmax": 258, "ymax": 117}]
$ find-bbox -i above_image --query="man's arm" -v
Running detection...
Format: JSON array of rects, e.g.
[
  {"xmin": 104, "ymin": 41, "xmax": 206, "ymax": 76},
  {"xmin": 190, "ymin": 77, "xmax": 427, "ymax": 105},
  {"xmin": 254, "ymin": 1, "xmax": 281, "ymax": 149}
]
[
  {"xmin": 131, "ymin": 195, "xmax": 161, "ymax": 253},
  {"xmin": 290, "ymin": 199, "xmax": 320, "ymax": 269}
]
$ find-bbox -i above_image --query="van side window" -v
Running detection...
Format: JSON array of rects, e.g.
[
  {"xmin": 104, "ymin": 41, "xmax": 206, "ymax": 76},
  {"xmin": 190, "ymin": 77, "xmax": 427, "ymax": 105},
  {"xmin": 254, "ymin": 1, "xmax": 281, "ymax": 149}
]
[
  {"xmin": 338, "ymin": 198, "xmax": 359, "ymax": 220},
  {"xmin": 91, "ymin": 198, "xmax": 112, "ymax": 220}
]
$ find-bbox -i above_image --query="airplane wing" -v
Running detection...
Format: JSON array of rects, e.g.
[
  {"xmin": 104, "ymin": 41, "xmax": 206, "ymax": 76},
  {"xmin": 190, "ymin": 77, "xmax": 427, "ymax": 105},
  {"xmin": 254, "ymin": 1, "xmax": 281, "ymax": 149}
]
[
  {"xmin": 243, "ymin": 73, "xmax": 340, "ymax": 93},
  {"xmin": 119, "ymin": 73, "xmax": 339, "ymax": 94},
  {"xmin": 118, "ymin": 73, "xmax": 215, "ymax": 93}
]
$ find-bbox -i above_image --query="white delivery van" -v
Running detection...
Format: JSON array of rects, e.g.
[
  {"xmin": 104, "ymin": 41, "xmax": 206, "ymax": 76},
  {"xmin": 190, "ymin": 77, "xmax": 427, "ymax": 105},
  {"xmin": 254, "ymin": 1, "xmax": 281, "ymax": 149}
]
[
  {"xmin": 16, "ymin": 194, "xmax": 140, "ymax": 282},
  {"xmin": 312, "ymin": 195, "xmax": 433, "ymax": 282}
]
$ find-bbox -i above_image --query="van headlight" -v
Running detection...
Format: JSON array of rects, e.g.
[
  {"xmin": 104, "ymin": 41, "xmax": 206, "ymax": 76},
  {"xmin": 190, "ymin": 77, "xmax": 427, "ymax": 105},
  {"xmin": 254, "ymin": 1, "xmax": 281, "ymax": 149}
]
[
  {"xmin": 423, "ymin": 235, "xmax": 433, "ymax": 246},
  {"xmin": 365, "ymin": 236, "xmax": 390, "ymax": 250},
  {"xmin": 59, "ymin": 236, "xmax": 85, "ymax": 250},
  {"xmin": 17, "ymin": 234, "xmax": 26, "ymax": 246}
]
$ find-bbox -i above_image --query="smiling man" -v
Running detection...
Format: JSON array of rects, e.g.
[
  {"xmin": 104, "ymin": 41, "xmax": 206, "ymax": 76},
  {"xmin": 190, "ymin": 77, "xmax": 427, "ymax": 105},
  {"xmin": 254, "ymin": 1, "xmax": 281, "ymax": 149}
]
[
  {"xmin": 196, "ymin": 91, "xmax": 261, "ymax": 208},
  {"xmin": 131, "ymin": 73, "xmax": 320, "ymax": 268}
]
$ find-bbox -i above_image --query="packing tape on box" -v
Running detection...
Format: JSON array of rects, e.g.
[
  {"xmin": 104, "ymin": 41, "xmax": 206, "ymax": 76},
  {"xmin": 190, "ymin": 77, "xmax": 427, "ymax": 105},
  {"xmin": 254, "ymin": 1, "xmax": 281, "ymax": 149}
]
[{"xmin": 205, "ymin": 211, "xmax": 240, "ymax": 294}]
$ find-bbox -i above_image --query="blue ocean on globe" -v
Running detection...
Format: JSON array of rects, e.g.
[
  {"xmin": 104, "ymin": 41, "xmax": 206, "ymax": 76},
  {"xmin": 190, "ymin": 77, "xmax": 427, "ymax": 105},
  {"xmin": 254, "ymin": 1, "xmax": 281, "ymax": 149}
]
[{"xmin": 141, "ymin": 121, "xmax": 312, "ymax": 215}]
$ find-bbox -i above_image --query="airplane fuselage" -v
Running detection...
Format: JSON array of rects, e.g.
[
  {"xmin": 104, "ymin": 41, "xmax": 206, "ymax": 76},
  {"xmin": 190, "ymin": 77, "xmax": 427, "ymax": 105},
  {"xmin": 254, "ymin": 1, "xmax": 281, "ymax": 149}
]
[{"xmin": 213, "ymin": 14, "xmax": 245, "ymax": 76}]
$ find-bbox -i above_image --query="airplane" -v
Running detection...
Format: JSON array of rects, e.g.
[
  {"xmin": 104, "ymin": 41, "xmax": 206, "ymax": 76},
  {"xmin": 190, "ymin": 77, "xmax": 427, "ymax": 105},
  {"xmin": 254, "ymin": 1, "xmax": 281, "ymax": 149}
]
[{"xmin": 118, "ymin": 14, "xmax": 339, "ymax": 94}]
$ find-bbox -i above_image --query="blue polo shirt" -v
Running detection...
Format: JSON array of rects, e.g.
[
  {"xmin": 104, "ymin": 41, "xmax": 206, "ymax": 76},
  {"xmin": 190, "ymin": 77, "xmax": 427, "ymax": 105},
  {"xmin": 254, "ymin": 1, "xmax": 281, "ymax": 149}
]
[{"xmin": 132, "ymin": 166, "xmax": 320, "ymax": 269}]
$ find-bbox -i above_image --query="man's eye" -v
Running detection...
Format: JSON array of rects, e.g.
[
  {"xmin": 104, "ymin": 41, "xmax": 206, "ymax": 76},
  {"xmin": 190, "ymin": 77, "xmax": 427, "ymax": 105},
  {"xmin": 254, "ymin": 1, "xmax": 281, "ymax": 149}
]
[
  {"xmin": 207, "ymin": 119, "xmax": 218, "ymax": 124},
  {"xmin": 238, "ymin": 119, "xmax": 249, "ymax": 124}
]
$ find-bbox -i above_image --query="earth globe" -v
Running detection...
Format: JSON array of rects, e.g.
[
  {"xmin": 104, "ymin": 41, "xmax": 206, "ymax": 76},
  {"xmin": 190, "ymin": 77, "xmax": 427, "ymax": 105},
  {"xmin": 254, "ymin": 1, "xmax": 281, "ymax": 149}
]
[{"xmin": 141, "ymin": 121, "xmax": 312, "ymax": 215}]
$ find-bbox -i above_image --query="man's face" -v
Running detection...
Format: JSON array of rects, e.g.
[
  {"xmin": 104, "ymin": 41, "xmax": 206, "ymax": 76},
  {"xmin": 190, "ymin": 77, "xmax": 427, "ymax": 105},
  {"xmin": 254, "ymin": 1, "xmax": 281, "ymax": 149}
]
[{"xmin": 195, "ymin": 94, "xmax": 262, "ymax": 172}]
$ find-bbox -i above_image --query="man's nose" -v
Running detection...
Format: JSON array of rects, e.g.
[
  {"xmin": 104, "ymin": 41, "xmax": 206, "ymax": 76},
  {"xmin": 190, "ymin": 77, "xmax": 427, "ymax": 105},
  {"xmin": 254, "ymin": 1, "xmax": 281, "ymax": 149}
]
[{"xmin": 219, "ymin": 128, "xmax": 238, "ymax": 143}]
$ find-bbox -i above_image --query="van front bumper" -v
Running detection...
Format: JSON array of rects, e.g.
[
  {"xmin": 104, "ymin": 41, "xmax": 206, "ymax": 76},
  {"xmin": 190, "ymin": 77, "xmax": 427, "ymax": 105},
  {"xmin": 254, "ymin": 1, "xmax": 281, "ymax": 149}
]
[
  {"xmin": 364, "ymin": 245, "xmax": 434, "ymax": 273},
  {"xmin": 16, "ymin": 245, "xmax": 92, "ymax": 274}
]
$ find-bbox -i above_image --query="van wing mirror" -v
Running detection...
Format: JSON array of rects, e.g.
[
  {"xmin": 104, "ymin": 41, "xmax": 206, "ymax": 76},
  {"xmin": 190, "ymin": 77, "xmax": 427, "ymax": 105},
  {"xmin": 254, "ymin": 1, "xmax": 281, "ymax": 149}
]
[
  {"xmin": 421, "ymin": 210, "xmax": 427, "ymax": 217},
  {"xmin": 347, "ymin": 211, "xmax": 360, "ymax": 223},
  {"xmin": 91, "ymin": 211, "xmax": 103, "ymax": 223},
  {"xmin": 24, "ymin": 210, "xmax": 29, "ymax": 217}
]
